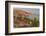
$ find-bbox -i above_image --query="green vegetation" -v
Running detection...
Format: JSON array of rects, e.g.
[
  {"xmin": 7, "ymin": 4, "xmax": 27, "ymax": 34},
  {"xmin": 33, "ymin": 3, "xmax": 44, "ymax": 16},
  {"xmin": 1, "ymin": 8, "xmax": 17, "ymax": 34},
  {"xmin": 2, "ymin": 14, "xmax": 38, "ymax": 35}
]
[
  {"xmin": 34, "ymin": 16, "xmax": 39, "ymax": 27},
  {"xmin": 15, "ymin": 16, "xmax": 33, "ymax": 25},
  {"xmin": 24, "ymin": 17, "xmax": 33, "ymax": 24},
  {"xmin": 14, "ymin": 16, "xmax": 39, "ymax": 27}
]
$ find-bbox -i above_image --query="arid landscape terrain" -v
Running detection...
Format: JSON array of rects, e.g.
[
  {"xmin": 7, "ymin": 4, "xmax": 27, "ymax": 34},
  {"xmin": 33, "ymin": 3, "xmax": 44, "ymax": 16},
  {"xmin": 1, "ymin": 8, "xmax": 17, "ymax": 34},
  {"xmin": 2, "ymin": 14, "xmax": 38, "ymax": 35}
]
[{"xmin": 13, "ymin": 8, "xmax": 39, "ymax": 28}]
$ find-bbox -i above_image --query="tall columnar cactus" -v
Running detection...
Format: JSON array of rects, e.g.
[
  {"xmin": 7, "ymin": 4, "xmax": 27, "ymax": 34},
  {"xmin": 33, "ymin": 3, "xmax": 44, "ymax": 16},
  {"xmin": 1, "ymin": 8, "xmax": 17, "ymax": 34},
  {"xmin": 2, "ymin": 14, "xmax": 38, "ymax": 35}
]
[{"xmin": 34, "ymin": 16, "xmax": 39, "ymax": 27}]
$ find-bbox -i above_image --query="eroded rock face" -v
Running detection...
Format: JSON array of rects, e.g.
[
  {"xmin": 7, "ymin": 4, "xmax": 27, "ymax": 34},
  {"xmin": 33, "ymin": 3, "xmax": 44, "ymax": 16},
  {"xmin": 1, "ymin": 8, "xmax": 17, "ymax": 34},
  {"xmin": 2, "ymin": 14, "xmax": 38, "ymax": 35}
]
[{"xmin": 14, "ymin": 9, "xmax": 33, "ymax": 16}]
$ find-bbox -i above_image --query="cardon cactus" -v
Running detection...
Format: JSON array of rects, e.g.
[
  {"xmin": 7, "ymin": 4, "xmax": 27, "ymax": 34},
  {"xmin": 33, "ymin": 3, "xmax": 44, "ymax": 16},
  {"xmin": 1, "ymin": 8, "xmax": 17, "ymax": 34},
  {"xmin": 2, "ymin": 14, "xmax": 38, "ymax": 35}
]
[{"xmin": 34, "ymin": 16, "xmax": 39, "ymax": 27}]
